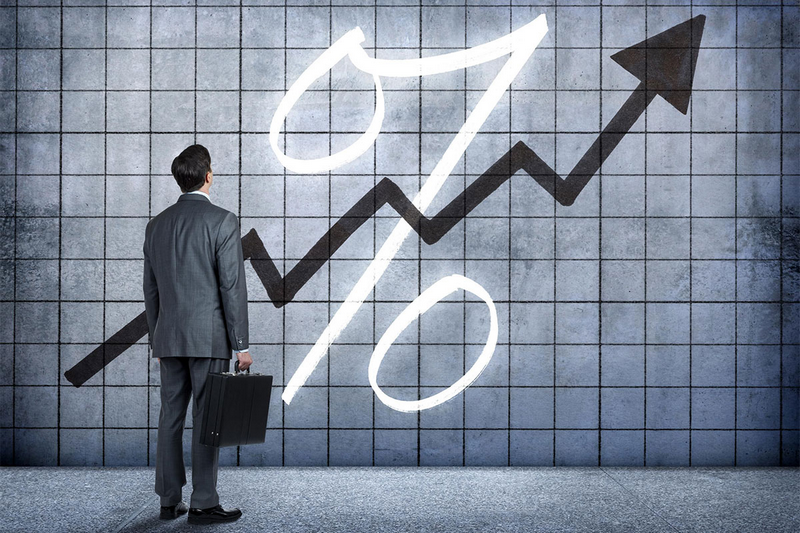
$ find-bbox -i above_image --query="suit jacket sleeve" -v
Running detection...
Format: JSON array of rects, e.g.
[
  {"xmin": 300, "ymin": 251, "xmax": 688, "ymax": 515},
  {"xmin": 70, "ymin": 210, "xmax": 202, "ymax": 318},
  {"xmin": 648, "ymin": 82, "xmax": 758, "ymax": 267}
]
[
  {"xmin": 216, "ymin": 212, "xmax": 250, "ymax": 352},
  {"xmin": 143, "ymin": 223, "xmax": 159, "ymax": 350}
]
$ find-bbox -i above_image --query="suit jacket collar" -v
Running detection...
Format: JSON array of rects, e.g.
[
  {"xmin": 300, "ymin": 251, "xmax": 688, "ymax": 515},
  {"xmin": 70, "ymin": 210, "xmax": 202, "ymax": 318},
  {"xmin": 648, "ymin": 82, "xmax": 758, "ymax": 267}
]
[{"xmin": 178, "ymin": 193, "xmax": 211, "ymax": 203}]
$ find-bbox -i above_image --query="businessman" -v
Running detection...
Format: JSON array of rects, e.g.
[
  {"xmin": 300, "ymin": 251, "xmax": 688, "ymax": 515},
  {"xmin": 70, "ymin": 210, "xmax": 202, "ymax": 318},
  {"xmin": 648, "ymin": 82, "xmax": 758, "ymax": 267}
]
[{"xmin": 143, "ymin": 144, "xmax": 251, "ymax": 525}]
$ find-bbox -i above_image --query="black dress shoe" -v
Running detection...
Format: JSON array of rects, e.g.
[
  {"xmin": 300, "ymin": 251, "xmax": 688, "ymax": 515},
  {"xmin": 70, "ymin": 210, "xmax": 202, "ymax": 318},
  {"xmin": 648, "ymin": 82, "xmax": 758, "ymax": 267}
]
[
  {"xmin": 187, "ymin": 504, "xmax": 242, "ymax": 525},
  {"xmin": 160, "ymin": 501, "xmax": 189, "ymax": 519}
]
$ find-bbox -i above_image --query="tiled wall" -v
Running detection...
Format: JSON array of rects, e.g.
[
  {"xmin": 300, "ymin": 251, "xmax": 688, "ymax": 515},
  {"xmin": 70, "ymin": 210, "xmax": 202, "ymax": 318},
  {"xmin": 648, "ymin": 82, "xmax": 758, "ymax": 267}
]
[{"xmin": 1, "ymin": 0, "xmax": 798, "ymax": 467}]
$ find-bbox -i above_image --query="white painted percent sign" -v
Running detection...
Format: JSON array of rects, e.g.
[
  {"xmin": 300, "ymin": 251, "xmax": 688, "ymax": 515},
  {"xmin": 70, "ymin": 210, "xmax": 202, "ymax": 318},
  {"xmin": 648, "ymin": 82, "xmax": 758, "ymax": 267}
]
[{"xmin": 269, "ymin": 15, "xmax": 549, "ymax": 411}]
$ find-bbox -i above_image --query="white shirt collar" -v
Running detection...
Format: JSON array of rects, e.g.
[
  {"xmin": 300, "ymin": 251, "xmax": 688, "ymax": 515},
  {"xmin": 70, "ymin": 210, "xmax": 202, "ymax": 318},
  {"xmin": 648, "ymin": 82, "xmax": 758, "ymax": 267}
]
[{"xmin": 185, "ymin": 190, "xmax": 210, "ymax": 201}]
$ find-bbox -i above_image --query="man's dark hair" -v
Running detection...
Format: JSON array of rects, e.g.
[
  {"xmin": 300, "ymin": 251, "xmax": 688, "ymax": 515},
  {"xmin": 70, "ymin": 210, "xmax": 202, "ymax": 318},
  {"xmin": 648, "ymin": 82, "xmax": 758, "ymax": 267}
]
[{"xmin": 171, "ymin": 144, "xmax": 211, "ymax": 193}]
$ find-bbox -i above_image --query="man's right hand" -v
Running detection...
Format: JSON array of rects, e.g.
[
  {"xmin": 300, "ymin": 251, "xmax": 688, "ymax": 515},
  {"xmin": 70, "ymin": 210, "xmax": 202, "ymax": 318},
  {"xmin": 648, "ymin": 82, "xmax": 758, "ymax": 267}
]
[{"xmin": 236, "ymin": 350, "xmax": 253, "ymax": 371}]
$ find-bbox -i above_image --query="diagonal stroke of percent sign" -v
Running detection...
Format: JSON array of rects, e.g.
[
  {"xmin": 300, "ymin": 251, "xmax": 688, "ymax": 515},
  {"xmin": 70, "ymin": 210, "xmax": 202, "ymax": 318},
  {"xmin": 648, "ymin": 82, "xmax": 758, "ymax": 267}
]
[{"xmin": 64, "ymin": 15, "xmax": 705, "ymax": 389}]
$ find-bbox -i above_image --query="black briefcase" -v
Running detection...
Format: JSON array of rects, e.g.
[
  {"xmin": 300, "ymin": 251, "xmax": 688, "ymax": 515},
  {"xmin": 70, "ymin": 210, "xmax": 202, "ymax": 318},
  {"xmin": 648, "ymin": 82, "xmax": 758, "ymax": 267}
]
[{"xmin": 199, "ymin": 361, "xmax": 273, "ymax": 448}]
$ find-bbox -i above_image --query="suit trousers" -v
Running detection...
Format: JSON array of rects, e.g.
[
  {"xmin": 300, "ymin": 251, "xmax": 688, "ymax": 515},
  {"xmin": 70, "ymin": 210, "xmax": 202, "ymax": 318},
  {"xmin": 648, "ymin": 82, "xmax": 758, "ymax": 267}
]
[{"xmin": 155, "ymin": 356, "xmax": 230, "ymax": 509}]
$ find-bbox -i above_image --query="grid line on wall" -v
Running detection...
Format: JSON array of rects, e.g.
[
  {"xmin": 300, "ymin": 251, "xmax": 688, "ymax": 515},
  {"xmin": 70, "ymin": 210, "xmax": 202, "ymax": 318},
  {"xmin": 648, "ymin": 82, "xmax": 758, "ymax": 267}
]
[
  {"xmin": 237, "ymin": 0, "xmax": 243, "ymax": 467},
  {"xmin": 6, "ymin": 2, "xmax": 800, "ymax": 8},
  {"xmin": 688, "ymin": 0, "xmax": 694, "ymax": 465},
  {"xmin": 552, "ymin": 0, "xmax": 559, "ymax": 466},
  {"xmin": 507, "ymin": 1, "xmax": 513, "ymax": 467},
  {"xmin": 101, "ymin": 0, "xmax": 108, "ymax": 465},
  {"xmin": 147, "ymin": 0, "xmax": 153, "ymax": 467},
  {"xmin": 57, "ymin": 0, "xmax": 62, "ymax": 466},
  {"xmin": 281, "ymin": 0, "xmax": 287, "ymax": 467},
  {"xmin": 462, "ymin": 0, "xmax": 467, "ymax": 468},
  {"xmin": 11, "ymin": 0, "xmax": 17, "ymax": 466},
  {"xmin": 778, "ymin": 0, "xmax": 785, "ymax": 467},
  {"xmin": 643, "ymin": 0, "xmax": 648, "ymax": 465},
  {"xmin": 371, "ymin": 0, "xmax": 377, "ymax": 467},
  {"xmin": 597, "ymin": 0, "xmax": 604, "ymax": 466},
  {"xmin": 733, "ymin": 1, "xmax": 739, "ymax": 466},
  {"xmin": 327, "ymin": 0, "xmax": 331, "ymax": 467},
  {"xmin": 416, "ymin": 0, "xmax": 422, "ymax": 467}
]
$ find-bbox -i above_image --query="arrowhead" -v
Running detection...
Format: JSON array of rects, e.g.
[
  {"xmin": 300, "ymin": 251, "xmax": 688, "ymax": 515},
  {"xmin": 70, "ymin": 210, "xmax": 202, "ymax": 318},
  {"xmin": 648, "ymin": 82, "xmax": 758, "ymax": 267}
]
[{"xmin": 611, "ymin": 15, "xmax": 706, "ymax": 114}]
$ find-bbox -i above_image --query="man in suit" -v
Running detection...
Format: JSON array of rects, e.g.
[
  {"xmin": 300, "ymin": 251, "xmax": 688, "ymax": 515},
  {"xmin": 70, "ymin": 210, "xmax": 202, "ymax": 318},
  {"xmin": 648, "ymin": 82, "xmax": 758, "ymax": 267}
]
[{"xmin": 143, "ymin": 144, "xmax": 252, "ymax": 525}]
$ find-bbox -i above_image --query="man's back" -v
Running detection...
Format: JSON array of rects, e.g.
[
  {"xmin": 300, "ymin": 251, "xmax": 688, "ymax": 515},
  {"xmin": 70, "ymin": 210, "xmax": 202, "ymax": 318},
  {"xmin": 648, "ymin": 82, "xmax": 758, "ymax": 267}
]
[
  {"xmin": 149, "ymin": 144, "xmax": 248, "ymax": 522},
  {"xmin": 143, "ymin": 193, "xmax": 249, "ymax": 359}
]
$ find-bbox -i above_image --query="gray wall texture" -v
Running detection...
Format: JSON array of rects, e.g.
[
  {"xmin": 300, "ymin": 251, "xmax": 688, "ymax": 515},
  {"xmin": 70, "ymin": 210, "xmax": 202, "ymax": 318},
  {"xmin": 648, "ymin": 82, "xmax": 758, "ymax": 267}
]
[{"xmin": 0, "ymin": 0, "xmax": 798, "ymax": 467}]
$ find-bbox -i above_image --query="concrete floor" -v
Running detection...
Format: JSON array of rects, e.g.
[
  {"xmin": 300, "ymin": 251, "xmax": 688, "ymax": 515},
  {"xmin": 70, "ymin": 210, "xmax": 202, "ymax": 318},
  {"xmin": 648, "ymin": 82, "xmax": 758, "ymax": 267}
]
[{"xmin": 0, "ymin": 467, "xmax": 797, "ymax": 532}]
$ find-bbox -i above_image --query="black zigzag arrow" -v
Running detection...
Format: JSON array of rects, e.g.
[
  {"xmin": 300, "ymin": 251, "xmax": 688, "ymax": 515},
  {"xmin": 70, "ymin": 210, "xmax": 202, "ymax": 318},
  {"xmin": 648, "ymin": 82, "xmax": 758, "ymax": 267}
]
[{"xmin": 64, "ymin": 16, "xmax": 705, "ymax": 387}]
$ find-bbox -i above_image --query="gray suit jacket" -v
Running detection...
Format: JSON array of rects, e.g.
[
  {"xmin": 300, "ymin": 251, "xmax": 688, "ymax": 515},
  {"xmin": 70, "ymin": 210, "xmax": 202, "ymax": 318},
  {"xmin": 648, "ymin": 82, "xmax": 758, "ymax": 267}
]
[{"xmin": 143, "ymin": 193, "xmax": 249, "ymax": 359}]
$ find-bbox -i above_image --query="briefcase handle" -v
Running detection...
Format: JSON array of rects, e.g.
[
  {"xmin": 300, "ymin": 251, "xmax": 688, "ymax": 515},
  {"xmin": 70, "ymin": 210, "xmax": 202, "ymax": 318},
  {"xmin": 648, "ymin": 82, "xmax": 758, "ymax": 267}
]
[{"xmin": 234, "ymin": 360, "xmax": 249, "ymax": 375}]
